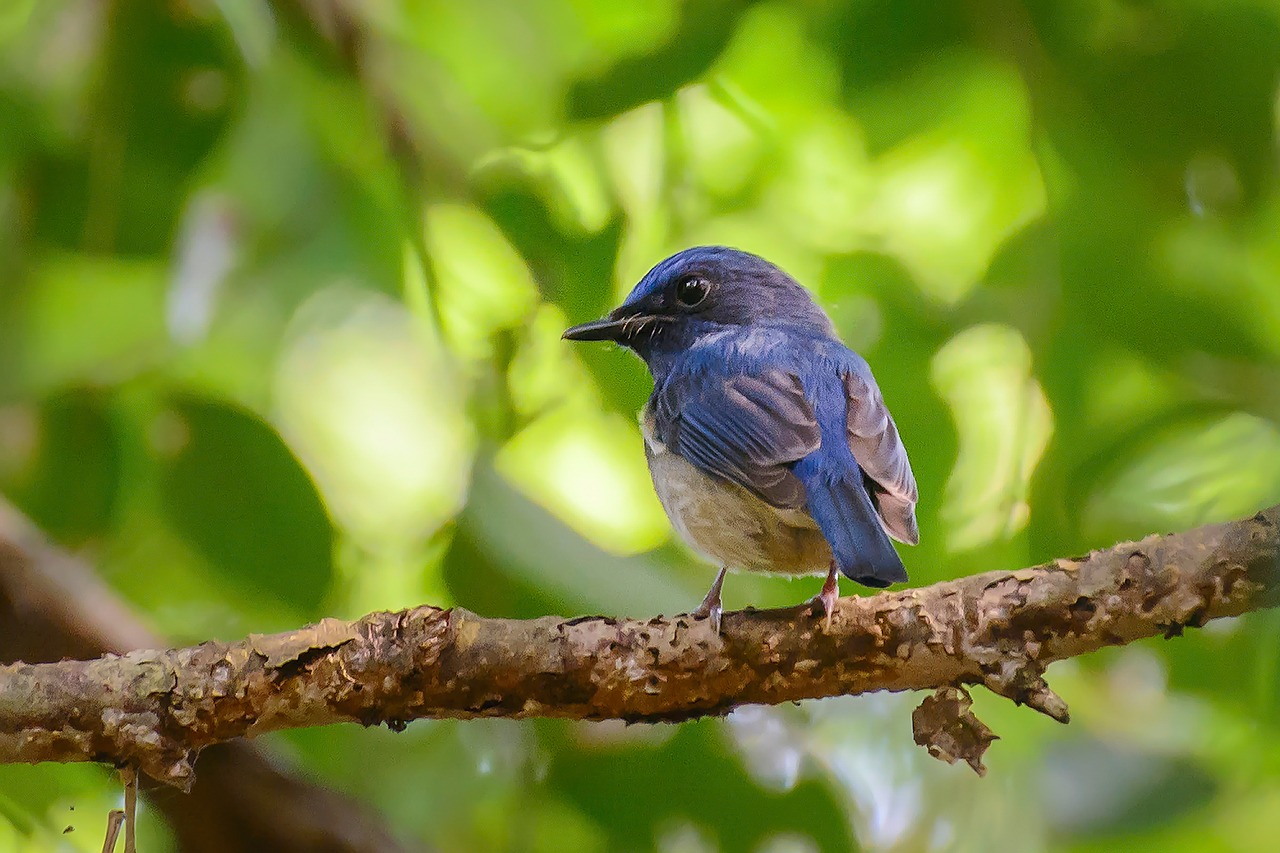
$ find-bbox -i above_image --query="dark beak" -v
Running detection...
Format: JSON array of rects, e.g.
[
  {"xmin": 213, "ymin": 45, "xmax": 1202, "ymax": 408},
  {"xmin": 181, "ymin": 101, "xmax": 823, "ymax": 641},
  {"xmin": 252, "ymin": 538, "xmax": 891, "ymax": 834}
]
[{"xmin": 562, "ymin": 316, "xmax": 631, "ymax": 342}]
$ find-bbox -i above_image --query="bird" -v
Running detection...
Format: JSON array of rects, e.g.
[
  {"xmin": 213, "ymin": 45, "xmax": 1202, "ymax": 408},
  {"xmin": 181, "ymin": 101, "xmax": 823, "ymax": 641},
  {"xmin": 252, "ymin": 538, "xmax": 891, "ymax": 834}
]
[{"xmin": 562, "ymin": 246, "xmax": 918, "ymax": 632}]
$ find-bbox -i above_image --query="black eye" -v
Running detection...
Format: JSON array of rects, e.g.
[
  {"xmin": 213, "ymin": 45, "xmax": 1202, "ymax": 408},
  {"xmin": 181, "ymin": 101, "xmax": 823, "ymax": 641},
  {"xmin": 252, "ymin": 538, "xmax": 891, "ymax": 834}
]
[{"xmin": 675, "ymin": 275, "xmax": 709, "ymax": 308}]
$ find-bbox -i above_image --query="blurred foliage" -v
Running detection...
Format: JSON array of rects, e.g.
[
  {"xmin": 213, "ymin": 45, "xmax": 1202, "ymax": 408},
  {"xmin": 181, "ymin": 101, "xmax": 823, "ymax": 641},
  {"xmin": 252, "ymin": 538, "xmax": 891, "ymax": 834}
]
[{"xmin": 1, "ymin": 0, "xmax": 1280, "ymax": 850}]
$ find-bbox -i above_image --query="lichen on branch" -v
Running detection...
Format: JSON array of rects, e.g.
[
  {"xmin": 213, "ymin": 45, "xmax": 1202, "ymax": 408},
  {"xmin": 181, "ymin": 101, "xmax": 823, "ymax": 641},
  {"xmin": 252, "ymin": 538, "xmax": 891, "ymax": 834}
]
[{"xmin": 1, "ymin": 507, "xmax": 1276, "ymax": 788}]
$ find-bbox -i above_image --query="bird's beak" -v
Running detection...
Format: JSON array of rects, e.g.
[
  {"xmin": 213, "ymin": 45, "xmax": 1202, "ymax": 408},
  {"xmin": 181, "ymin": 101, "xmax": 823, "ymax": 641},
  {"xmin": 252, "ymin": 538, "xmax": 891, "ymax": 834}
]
[{"xmin": 561, "ymin": 316, "xmax": 631, "ymax": 342}]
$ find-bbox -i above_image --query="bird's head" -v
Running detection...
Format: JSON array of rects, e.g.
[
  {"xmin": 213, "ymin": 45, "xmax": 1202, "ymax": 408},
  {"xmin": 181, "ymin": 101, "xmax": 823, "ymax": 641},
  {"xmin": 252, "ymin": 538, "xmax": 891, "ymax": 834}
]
[{"xmin": 562, "ymin": 246, "xmax": 834, "ymax": 362}]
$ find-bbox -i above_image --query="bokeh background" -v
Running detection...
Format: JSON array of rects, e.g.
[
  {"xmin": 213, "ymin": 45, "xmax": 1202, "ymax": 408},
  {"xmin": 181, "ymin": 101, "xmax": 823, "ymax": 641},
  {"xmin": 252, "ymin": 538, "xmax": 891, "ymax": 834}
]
[{"xmin": 2, "ymin": 0, "xmax": 1280, "ymax": 850}]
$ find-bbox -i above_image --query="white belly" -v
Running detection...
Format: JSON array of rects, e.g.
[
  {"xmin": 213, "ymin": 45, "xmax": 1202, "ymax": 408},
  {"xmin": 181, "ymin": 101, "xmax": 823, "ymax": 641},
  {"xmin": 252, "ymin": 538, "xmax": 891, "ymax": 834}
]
[{"xmin": 641, "ymin": 409, "xmax": 831, "ymax": 576}]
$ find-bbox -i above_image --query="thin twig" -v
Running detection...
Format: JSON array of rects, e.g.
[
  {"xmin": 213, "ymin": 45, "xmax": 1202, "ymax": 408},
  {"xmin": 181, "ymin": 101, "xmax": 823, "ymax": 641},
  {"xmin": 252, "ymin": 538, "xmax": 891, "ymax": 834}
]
[
  {"xmin": 122, "ymin": 766, "xmax": 137, "ymax": 853},
  {"xmin": 101, "ymin": 810, "xmax": 124, "ymax": 853}
]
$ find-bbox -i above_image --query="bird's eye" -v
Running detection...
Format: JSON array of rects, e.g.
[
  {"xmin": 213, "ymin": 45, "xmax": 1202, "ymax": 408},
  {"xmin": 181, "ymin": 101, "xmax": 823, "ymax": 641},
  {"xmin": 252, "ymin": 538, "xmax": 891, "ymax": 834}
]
[{"xmin": 675, "ymin": 275, "xmax": 709, "ymax": 308}]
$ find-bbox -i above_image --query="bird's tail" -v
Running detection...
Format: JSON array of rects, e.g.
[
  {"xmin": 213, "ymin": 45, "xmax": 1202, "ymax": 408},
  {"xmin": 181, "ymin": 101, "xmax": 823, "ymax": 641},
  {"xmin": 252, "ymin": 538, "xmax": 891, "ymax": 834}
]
[{"xmin": 798, "ymin": 461, "xmax": 907, "ymax": 588}]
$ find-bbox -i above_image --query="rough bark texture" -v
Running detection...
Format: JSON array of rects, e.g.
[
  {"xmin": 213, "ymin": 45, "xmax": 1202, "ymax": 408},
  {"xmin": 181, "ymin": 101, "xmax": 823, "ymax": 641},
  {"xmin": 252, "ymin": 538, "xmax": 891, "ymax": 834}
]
[
  {"xmin": 0, "ymin": 501, "xmax": 416, "ymax": 853},
  {"xmin": 2, "ymin": 507, "xmax": 1277, "ymax": 787}
]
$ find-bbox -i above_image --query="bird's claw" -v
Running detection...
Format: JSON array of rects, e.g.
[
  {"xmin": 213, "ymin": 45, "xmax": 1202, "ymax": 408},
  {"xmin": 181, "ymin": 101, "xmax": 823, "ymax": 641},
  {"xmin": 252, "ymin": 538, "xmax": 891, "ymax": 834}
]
[
  {"xmin": 691, "ymin": 599, "xmax": 723, "ymax": 634},
  {"xmin": 692, "ymin": 566, "xmax": 728, "ymax": 635},
  {"xmin": 810, "ymin": 592, "xmax": 835, "ymax": 633},
  {"xmin": 811, "ymin": 565, "xmax": 840, "ymax": 632}
]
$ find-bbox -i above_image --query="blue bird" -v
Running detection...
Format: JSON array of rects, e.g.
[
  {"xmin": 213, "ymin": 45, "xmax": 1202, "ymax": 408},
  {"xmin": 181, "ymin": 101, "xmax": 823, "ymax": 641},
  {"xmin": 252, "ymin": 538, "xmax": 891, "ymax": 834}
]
[{"xmin": 563, "ymin": 246, "xmax": 918, "ymax": 631}]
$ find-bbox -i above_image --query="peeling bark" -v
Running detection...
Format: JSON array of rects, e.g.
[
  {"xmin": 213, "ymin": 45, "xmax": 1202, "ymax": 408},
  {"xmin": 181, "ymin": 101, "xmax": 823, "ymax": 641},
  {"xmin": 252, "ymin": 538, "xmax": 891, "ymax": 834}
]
[
  {"xmin": 1, "ymin": 507, "xmax": 1277, "ymax": 787},
  {"xmin": 912, "ymin": 686, "xmax": 997, "ymax": 775}
]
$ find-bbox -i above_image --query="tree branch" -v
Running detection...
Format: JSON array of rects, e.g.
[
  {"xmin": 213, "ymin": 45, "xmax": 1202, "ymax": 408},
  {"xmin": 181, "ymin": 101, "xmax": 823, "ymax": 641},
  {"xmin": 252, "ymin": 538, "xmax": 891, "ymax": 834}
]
[{"xmin": 2, "ymin": 507, "xmax": 1277, "ymax": 786}]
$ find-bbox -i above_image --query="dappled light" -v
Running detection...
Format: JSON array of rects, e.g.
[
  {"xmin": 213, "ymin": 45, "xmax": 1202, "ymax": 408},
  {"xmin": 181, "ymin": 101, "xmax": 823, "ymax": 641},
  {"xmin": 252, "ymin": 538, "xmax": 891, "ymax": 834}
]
[
  {"xmin": 1086, "ymin": 411, "xmax": 1280, "ymax": 543},
  {"xmin": 497, "ymin": 404, "xmax": 670, "ymax": 554},
  {"xmin": 275, "ymin": 287, "xmax": 472, "ymax": 554},
  {"xmin": 931, "ymin": 324, "xmax": 1053, "ymax": 552},
  {"xmin": 865, "ymin": 56, "xmax": 1046, "ymax": 305}
]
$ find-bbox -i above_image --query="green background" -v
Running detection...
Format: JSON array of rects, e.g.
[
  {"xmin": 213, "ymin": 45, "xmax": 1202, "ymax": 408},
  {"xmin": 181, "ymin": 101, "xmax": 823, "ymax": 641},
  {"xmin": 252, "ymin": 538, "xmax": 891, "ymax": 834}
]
[{"xmin": 3, "ymin": 0, "xmax": 1280, "ymax": 850}]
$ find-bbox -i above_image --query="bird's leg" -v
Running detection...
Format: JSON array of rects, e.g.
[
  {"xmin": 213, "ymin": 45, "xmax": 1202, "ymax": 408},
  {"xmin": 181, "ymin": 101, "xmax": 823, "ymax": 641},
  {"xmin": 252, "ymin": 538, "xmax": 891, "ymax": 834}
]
[
  {"xmin": 811, "ymin": 562, "xmax": 840, "ymax": 631},
  {"xmin": 692, "ymin": 566, "xmax": 728, "ymax": 633}
]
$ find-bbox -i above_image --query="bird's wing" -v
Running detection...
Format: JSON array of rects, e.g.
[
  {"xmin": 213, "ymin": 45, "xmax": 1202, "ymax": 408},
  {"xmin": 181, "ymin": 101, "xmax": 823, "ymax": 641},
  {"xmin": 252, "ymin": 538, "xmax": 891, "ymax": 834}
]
[
  {"xmin": 842, "ymin": 365, "xmax": 919, "ymax": 544},
  {"xmin": 651, "ymin": 368, "xmax": 821, "ymax": 509}
]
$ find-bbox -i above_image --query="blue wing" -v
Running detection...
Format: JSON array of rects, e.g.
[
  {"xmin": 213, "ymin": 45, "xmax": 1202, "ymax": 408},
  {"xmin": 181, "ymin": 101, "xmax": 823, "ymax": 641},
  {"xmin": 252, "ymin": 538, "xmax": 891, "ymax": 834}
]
[
  {"xmin": 649, "ymin": 368, "xmax": 820, "ymax": 509},
  {"xmin": 650, "ymin": 356, "xmax": 916, "ymax": 587}
]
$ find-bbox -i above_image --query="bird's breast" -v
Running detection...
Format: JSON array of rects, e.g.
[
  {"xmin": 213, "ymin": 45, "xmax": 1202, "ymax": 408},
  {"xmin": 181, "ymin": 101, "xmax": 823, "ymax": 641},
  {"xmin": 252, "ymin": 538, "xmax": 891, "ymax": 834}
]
[{"xmin": 640, "ymin": 406, "xmax": 830, "ymax": 575}]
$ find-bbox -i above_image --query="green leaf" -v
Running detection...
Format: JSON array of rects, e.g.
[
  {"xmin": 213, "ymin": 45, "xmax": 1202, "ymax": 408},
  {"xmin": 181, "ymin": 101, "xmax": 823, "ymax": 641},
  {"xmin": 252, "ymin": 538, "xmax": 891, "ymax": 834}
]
[{"xmin": 158, "ymin": 395, "xmax": 334, "ymax": 613}]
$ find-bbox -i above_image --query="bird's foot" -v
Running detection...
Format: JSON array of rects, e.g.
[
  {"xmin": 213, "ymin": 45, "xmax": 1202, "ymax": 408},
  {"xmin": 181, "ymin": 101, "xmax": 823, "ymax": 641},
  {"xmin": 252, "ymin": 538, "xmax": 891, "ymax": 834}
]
[
  {"xmin": 691, "ymin": 597, "xmax": 723, "ymax": 635},
  {"xmin": 810, "ymin": 564, "xmax": 840, "ymax": 632},
  {"xmin": 691, "ymin": 567, "xmax": 728, "ymax": 634}
]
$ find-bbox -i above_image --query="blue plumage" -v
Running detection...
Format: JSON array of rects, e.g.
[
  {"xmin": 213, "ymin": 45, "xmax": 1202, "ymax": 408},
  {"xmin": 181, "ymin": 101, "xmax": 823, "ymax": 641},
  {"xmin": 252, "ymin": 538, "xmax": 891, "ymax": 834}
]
[{"xmin": 564, "ymin": 246, "xmax": 917, "ymax": 627}]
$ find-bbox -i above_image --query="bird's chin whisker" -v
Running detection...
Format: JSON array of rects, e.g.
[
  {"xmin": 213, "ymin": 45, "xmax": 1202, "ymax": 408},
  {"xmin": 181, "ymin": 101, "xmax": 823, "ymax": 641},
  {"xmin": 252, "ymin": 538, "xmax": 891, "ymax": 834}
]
[
  {"xmin": 607, "ymin": 313, "xmax": 671, "ymax": 349},
  {"xmin": 646, "ymin": 317, "xmax": 664, "ymax": 346}
]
